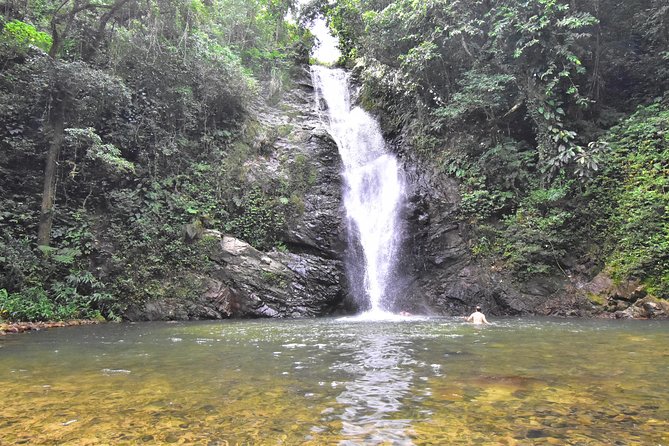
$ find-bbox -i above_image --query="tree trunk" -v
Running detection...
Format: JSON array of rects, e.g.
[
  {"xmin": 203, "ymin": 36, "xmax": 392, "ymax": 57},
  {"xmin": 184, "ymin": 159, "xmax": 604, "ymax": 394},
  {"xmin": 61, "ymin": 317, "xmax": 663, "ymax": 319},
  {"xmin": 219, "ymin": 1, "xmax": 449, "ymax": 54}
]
[{"xmin": 37, "ymin": 95, "xmax": 65, "ymax": 247}]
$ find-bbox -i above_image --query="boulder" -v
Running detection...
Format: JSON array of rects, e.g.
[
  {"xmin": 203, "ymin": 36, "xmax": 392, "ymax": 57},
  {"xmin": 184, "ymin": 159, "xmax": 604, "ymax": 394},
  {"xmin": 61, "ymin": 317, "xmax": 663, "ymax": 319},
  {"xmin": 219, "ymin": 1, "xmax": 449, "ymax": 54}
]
[
  {"xmin": 125, "ymin": 233, "xmax": 345, "ymax": 320},
  {"xmin": 207, "ymin": 234, "xmax": 344, "ymax": 318},
  {"xmin": 615, "ymin": 297, "xmax": 669, "ymax": 319},
  {"xmin": 579, "ymin": 271, "xmax": 669, "ymax": 318}
]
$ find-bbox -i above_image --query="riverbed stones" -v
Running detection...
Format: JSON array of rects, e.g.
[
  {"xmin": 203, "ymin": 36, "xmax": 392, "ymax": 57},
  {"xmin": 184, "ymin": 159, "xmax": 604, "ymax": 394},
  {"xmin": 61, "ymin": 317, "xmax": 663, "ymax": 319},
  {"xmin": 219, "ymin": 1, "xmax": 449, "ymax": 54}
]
[{"xmin": 0, "ymin": 320, "xmax": 100, "ymax": 335}]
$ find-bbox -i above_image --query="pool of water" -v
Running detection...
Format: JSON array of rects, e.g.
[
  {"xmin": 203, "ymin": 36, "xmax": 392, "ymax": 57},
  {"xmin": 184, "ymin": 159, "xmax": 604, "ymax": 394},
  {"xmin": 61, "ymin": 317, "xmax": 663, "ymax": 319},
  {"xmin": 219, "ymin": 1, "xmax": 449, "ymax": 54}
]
[{"xmin": 1, "ymin": 317, "xmax": 667, "ymax": 445}]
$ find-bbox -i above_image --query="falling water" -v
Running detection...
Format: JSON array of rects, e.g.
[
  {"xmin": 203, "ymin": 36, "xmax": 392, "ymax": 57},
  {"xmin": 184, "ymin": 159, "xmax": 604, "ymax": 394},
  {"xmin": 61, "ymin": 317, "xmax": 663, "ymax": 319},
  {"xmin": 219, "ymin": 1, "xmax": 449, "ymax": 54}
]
[{"xmin": 312, "ymin": 66, "xmax": 407, "ymax": 316}]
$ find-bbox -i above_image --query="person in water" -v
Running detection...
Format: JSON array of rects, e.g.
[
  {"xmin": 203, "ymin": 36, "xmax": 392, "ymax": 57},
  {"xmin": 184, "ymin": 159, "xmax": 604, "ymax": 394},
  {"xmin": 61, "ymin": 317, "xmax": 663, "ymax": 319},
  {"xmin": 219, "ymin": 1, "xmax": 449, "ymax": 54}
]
[{"xmin": 465, "ymin": 306, "xmax": 490, "ymax": 325}]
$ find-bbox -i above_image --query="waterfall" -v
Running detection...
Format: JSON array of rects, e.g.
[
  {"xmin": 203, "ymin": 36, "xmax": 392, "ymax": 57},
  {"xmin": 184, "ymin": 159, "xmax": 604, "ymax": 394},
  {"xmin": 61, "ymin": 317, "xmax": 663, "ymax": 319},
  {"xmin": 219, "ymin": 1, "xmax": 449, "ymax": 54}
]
[{"xmin": 312, "ymin": 66, "xmax": 407, "ymax": 316}]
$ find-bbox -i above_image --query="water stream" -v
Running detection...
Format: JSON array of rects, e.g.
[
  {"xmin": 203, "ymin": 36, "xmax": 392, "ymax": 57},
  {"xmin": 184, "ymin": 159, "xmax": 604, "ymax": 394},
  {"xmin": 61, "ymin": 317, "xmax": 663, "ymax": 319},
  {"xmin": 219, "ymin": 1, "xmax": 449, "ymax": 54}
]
[
  {"xmin": 1, "ymin": 318, "xmax": 667, "ymax": 444},
  {"xmin": 312, "ymin": 67, "xmax": 407, "ymax": 316}
]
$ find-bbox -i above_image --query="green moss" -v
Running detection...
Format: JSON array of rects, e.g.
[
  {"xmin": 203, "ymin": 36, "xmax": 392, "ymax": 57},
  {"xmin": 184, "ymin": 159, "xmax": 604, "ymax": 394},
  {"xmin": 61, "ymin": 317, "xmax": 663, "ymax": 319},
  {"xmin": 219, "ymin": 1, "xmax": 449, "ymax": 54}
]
[
  {"xmin": 277, "ymin": 123, "xmax": 294, "ymax": 137},
  {"xmin": 261, "ymin": 270, "xmax": 288, "ymax": 288},
  {"xmin": 586, "ymin": 292, "xmax": 607, "ymax": 306}
]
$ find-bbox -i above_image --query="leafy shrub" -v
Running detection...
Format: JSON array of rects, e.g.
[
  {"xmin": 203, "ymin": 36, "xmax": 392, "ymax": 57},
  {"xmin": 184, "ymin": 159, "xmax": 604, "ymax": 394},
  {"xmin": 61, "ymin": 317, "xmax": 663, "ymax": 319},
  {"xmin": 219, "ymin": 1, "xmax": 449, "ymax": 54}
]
[
  {"xmin": 500, "ymin": 207, "xmax": 572, "ymax": 278},
  {"xmin": 0, "ymin": 286, "xmax": 58, "ymax": 321},
  {"xmin": 460, "ymin": 189, "xmax": 514, "ymax": 221},
  {"xmin": 0, "ymin": 236, "xmax": 40, "ymax": 292},
  {"xmin": 0, "ymin": 273, "xmax": 112, "ymax": 322},
  {"xmin": 0, "ymin": 288, "xmax": 7, "ymax": 320},
  {"xmin": 434, "ymin": 71, "xmax": 515, "ymax": 122},
  {"xmin": 1, "ymin": 19, "xmax": 52, "ymax": 52},
  {"xmin": 469, "ymin": 180, "xmax": 576, "ymax": 278}
]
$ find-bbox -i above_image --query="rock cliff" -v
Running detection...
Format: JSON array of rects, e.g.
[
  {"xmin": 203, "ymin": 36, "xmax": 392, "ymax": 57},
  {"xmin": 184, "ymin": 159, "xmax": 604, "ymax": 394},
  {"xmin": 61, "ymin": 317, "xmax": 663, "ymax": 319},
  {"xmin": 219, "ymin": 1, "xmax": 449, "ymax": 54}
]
[
  {"xmin": 125, "ymin": 68, "xmax": 348, "ymax": 321},
  {"xmin": 125, "ymin": 67, "xmax": 659, "ymax": 321},
  {"xmin": 396, "ymin": 145, "xmax": 596, "ymax": 317}
]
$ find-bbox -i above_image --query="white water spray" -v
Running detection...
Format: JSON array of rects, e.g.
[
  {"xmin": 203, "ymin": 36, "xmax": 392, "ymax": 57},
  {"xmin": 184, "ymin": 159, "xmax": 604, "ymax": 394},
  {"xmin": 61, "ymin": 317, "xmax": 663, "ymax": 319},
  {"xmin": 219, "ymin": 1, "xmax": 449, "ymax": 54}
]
[{"xmin": 312, "ymin": 67, "xmax": 407, "ymax": 317}]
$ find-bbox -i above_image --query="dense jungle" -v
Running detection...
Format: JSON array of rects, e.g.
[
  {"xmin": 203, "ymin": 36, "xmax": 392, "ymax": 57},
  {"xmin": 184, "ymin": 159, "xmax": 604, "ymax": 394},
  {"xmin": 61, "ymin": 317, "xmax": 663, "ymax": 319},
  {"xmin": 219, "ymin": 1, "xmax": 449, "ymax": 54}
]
[{"xmin": 0, "ymin": 0, "xmax": 667, "ymax": 323}]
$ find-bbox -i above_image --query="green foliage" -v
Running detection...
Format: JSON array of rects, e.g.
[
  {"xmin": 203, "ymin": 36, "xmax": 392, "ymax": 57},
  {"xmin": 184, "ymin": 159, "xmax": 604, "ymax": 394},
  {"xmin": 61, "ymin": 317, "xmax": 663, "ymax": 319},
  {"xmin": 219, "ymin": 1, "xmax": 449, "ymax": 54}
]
[
  {"xmin": 0, "ymin": 0, "xmax": 314, "ymax": 321},
  {"xmin": 0, "ymin": 217, "xmax": 121, "ymax": 321},
  {"xmin": 324, "ymin": 0, "xmax": 602, "ymax": 178},
  {"xmin": 449, "ymin": 138, "xmax": 535, "ymax": 223},
  {"xmin": 471, "ymin": 181, "xmax": 575, "ymax": 278},
  {"xmin": 321, "ymin": 0, "xmax": 364, "ymax": 62},
  {"xmin": 65, "ymin": 128, "xmax": 134, "ymax": 174},
  {"xmin": 0, "ymin": 287, "xmax": 56, "ymax": 321},
  {"xmin": 1, "ymin": 19, "xmax": 52, "ymax": 52},
  {"xmin": 225, "ymin": 188, "xmax": 286, "ymax": 251},
  {"xmin": 0, "ymin": 288, "xmax": 7, "ymax": 319},
  {"xmin": 460, "ymin": 189, "xmax": 515, "ymax": 222},
  {"xmin": 434, "ymin": 71, "xmax": 516, "ymax": 122},
  {"xmin": 0, "ymin": 236, "xmax": 40, "ymax": 293},
  {"xmin": 0, "ymin": 283, "xmax": 106, "ymax": 322},
  {"xmin": 589, "ymin": 103, "xmax": 669, "ymax": 296},
  {"xmin": 500, "ymin": 192, "xmax": 573, "ymax": 277}
]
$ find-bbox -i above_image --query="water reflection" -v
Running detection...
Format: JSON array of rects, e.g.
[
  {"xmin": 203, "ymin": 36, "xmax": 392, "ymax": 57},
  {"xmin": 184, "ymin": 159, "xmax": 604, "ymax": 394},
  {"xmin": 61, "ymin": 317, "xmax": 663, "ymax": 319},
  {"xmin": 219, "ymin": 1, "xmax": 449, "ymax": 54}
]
[{"xmin": 331, "ymin": 325, "xmax": 416, "ymax": 445}]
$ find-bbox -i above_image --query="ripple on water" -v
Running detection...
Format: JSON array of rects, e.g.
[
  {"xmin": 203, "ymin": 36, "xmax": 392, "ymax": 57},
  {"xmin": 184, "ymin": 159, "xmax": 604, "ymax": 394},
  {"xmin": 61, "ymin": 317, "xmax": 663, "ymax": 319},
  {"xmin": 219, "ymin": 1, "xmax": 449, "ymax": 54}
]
[
  {"xmin": 101, "ymin": 368, "xmax": 131, "ymax": 375},
  {"xmin": 282, "ymin": 343, "xmax": 307, "ymax": 348}
]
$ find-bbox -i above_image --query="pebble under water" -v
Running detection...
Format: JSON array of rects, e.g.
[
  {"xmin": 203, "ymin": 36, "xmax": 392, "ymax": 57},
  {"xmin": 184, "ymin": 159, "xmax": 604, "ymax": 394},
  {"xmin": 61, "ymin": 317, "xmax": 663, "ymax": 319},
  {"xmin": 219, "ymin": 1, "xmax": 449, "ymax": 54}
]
[{"xmin": 1, "ymin": 317, "xmax": 668, "ymax": 445}]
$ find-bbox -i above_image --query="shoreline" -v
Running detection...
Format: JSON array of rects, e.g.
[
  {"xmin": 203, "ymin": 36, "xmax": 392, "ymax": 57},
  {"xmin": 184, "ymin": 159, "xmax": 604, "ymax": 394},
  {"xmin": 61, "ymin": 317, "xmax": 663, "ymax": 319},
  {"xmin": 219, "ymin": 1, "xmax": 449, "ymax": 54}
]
[
  {"xmin": 0, "ymin": 319, "xmax": 102, "ymax": 336},
  {"xmin": 2, "ymin": 311, "xmax": 666, "ymax": 336}
]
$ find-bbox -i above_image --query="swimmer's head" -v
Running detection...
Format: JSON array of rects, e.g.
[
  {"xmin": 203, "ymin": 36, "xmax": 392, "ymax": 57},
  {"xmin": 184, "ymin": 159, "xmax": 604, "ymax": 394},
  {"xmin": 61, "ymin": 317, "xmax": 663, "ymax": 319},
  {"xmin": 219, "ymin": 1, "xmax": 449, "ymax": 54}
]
[{"xmin": 475, "ymin": 305, "xmax": 481, "ymax": 311}]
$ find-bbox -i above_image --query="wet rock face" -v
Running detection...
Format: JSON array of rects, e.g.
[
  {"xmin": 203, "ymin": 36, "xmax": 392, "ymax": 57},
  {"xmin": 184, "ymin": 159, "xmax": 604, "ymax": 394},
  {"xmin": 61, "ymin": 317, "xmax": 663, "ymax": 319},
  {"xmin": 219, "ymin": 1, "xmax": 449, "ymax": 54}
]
[
  {"xmin": 399, "ymin": 159, "xmax": 519, "ymax": 316},
  {"xmin": 205, "ymin": 234, "xmax": 344, "ymax": 318},
  {"xmin": 398, "ymin": 152, "xmax": 592, "ymax": 317},
  {"xmin": 125, "ymin": 233, "xmax": 345, "ymax": 321},
  {"xmin": 235, "ymin": 68, "xmax": 347, "ymax": 316},
  {"xmin": 283, "ymin": 126, "xmax": 346, "ymax": 258},
  {"xmin": 254, "ymin": 66, "xmax": 347, "ymax": 258}
]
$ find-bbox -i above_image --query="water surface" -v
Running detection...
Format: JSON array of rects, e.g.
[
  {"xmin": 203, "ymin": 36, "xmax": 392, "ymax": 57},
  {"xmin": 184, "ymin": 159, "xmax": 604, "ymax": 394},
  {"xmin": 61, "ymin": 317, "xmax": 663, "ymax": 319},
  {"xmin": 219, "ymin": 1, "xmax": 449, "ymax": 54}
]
[{"xmin": 1, "ymin": 317, "xmax": 667, "ymax": 445}]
